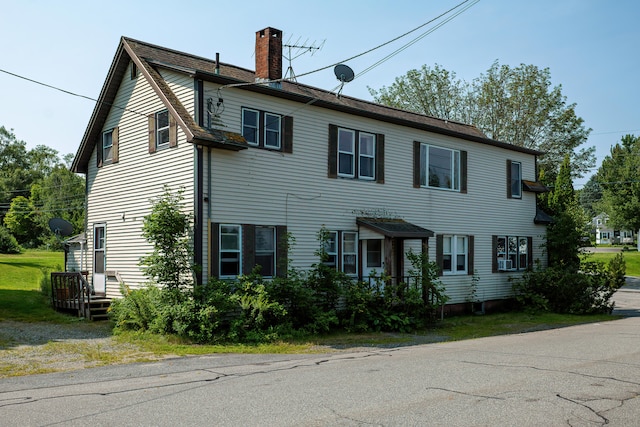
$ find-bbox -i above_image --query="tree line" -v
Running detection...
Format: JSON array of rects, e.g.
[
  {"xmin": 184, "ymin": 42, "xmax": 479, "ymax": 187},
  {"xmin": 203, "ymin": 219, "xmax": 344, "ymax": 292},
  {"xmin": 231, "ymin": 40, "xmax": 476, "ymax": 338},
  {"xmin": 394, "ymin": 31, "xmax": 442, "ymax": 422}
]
[{"xmin": 0, "ymin": 126, "xmax": 84, "ymax": 252}]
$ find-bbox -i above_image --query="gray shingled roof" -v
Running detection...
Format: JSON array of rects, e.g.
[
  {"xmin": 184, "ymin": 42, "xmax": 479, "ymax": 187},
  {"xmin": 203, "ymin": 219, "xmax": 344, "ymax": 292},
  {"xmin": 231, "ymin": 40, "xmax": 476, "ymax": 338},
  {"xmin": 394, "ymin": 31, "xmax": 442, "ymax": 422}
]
[{"xmin": 72, "ymin": 36, "xmax": 543, "ymax": 174}]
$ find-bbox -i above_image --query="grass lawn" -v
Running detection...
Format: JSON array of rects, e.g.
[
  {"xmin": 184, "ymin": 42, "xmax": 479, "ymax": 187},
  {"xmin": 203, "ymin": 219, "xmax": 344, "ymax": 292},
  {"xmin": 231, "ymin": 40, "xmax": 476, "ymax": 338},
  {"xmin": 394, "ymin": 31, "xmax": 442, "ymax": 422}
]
[
  {"xmin": 0, "ymin": 250, "xmax": 72, "ymax": 322},
  {"xmin": 586, "ymin": 250, "xmax": 640, "ymax": 277}
]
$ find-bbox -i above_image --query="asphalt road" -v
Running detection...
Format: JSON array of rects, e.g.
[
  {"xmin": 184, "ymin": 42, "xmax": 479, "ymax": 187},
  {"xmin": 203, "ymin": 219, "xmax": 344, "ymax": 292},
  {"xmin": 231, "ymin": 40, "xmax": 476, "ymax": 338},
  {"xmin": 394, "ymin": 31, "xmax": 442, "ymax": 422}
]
[{"xmin": 1, "ymin": 286, "xmax": 639, "ymax": 426}]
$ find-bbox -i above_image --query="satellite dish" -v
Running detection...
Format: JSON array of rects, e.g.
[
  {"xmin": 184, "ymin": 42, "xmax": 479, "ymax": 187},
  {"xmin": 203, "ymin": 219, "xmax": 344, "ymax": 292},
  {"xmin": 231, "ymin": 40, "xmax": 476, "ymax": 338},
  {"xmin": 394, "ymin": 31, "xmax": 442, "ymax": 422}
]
[
  {"xmin": 334, "ymin": 64, "xmax": 355, "ymax": 83},
  {"xmin": 48, "ymin": 218, "xmax": 74, "ymax": 237}
]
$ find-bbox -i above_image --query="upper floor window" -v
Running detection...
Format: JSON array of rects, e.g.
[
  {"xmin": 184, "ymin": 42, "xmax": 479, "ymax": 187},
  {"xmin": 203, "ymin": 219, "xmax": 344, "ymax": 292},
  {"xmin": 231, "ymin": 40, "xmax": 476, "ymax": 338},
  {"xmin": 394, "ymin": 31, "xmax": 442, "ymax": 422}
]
[
  {"xmin": 495, "ymin": 235, "xmax": 530, "ymax": 271},
  {"xmin": 507, "ymin": 160, "xmax": 522, "ymax": 199},
  {"xmin": 156, "ymin": 110, "xmax": 170, "ymax": 148},
  {"xmin": 97, "ymin": 127, "xmax": 118, "ymax": 168},
  {"xmin": 148, "ymin": 110, "xmax": 177, "ymax": 153},
  {"xmin": 102, "ymin": 130, "xmax": 113, "ymax": 164},
  {"xmin": 241, "ymin": 107, "xmax": 292, "ymax": 152},
  {"xmin": 328, "ymin": 124, "xmax": 384, "ymax": 183},
  {"xmin": 414, "ymin": 142, "xmax": 467, "ymax": 192}
]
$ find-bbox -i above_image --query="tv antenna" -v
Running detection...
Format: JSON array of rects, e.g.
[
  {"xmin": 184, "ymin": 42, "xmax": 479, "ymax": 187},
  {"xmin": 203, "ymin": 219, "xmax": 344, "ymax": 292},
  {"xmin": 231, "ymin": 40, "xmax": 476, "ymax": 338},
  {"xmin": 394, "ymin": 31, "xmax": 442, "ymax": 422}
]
[
  {"xmin": 334, "ymin": 64, "xmax": 355, "ymax": 97},
  {"xmin": 283, "ymin": 35, "xmax": 325, "ymax": 81},
  {"xmin": 48, "ymin": 218, "xmax": 74, "ymax": 239}
]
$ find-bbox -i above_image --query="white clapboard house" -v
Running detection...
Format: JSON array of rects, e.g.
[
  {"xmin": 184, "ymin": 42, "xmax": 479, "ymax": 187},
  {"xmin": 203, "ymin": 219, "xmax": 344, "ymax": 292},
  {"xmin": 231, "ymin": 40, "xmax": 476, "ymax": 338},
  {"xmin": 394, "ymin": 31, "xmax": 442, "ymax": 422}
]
[{"xmin": 69, "ymin": 27, "xmax": 550, "ymax": 312}]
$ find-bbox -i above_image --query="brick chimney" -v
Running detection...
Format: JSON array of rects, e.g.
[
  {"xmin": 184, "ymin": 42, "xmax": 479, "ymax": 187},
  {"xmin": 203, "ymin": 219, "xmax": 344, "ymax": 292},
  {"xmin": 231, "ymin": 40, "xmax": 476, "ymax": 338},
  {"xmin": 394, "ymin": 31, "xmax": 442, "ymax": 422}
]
[{"xmin": 255, "ymin": 27, "xmax": 282, "ymax": 84}]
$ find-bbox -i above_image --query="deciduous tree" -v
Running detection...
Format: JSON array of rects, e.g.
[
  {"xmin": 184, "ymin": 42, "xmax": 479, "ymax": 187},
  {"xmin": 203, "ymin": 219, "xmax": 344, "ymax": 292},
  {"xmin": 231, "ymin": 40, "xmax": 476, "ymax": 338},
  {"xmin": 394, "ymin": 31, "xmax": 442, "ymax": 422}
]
[{"xmin": 369, "ymin": 62, "xmax": 594, "ymax": 181}]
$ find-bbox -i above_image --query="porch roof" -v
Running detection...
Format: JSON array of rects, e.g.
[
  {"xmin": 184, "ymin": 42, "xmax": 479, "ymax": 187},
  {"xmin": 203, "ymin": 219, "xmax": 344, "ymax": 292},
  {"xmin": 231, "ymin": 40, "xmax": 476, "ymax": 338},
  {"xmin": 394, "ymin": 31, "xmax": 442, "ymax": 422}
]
[{"xmin": 356, "ymin": 217, "xmax": 435, "ymax": 239}]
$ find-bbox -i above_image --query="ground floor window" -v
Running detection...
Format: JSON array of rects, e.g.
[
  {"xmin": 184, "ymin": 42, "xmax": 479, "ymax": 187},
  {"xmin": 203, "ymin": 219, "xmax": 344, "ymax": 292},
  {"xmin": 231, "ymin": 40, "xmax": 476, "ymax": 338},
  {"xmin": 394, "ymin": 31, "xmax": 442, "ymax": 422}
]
[
  {"xmin": 495, "ymin": 235, "xmax": 531, "ymax": 271},
  {"xmin": 212, "ymin": 223, "xmax": 287, "ymax": 278},
  {"xmin": 442, "ymin": 235, "xmax": 468, "ymax": 274},
  {"xmin": 323, "ymin": 230, "xmax": 358, "ymax": 276},
  {"xmin": 436, "ymin": 234, "xmax": 473, "ymax": 276}
]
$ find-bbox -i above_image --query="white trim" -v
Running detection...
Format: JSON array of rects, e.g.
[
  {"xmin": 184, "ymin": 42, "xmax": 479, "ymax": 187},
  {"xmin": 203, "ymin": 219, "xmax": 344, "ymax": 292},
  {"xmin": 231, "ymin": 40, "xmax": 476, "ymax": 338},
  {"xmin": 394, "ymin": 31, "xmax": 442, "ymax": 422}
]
[{"xmin": 337, "ymin": 128, "xmax": 356, "ymax": 178}]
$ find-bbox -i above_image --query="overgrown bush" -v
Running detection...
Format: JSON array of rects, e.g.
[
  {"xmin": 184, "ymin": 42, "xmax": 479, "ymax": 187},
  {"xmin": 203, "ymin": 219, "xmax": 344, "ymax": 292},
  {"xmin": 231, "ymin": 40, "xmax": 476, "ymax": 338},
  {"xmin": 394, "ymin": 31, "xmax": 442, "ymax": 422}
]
[
  {"xmin": 0, "ymin": 226, "xmax": 22, "ymax": 254},
  {"xmin": 109, "ymin": 284, "xmax": 163, "ymax": 331},
  {"xmin": 512, "ymin": 256, "xmax": 625, "ymax": 314},
  {"xmin": 111, "ymin": 221, "xmax": 448, "ymax": 343}
]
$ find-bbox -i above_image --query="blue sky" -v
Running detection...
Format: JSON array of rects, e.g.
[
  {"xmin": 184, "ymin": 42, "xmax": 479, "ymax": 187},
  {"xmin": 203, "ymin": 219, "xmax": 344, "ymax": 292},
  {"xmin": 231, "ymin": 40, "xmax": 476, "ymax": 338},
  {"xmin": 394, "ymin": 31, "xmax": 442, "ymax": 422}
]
[{"xmin": 2, "ymin": 0, "xmax": 638, "ymax": 188}]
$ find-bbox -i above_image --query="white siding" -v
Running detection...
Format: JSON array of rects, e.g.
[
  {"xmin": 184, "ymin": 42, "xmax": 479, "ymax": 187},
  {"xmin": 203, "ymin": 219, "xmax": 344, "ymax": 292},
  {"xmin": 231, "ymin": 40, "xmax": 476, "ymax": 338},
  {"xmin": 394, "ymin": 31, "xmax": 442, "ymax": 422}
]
[
  {"xmin": 85, "ymin": 64, "xmax": 195, "ymax": 297},
  {"xmin": 204, "ymin": 83, "xmax": 547, "ymax": 304}
]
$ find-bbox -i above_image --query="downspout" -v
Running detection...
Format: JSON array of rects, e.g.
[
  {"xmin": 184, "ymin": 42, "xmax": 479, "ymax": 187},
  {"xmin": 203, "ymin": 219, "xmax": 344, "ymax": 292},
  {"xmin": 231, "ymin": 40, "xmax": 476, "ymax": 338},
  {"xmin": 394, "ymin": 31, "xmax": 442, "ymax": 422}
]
[{"xmin": 193, "ymin": 79, "xmax": 205, "ymax": 285}]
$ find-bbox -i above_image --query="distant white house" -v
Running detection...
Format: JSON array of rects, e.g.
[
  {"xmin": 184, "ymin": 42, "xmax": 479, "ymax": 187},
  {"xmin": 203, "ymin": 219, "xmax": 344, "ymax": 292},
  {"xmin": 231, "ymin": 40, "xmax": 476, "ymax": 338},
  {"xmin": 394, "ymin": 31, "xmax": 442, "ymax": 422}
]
[
  {"xmin": 593, "ymin": 213, "xmax": 634, "ymax": 245},
  {"xmin": 69, "ymin": 27, "xmax": 551, "ymax": 312}
]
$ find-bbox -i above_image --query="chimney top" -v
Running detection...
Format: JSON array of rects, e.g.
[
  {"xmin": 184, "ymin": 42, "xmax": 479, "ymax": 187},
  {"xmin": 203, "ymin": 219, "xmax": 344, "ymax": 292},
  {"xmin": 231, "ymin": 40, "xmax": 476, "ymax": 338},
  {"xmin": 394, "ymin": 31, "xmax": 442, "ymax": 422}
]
[{"xmin": 255, "ymin": 27, "xmax": 283, "ymax": 86}]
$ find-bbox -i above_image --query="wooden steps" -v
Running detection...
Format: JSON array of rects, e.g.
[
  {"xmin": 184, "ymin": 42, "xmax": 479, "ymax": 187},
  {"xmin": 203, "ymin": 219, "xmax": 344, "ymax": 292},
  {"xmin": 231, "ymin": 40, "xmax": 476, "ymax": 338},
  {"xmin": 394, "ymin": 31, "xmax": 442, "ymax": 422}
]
[{"xmin": 86, "ymin": 298, "xmax": 111, "ymax": 321}]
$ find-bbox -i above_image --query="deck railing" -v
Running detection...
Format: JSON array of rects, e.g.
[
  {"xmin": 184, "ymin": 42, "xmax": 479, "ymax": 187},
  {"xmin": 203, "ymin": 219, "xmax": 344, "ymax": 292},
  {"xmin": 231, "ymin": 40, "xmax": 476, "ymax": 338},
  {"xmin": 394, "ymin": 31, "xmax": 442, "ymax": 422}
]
[{"xmin": 51, "ymin": 272, "xmax": 91, "ymax": 317}]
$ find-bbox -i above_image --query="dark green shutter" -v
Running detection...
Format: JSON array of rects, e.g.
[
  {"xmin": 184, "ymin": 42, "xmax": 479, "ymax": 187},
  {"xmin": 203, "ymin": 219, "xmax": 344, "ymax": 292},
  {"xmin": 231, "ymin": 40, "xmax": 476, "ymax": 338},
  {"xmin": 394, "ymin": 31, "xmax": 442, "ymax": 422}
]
[
  {"xmin": 436, "ymin": 234, "xmax": 444, "ymax": 276},
  {"xmin": 276, "ymin": 225, "xmax": 288, "ymax": 277},
  {"xmin": 211, "ymin": 223, "xmax": 220, "ymax": 278},
  {"xmin": 506, "ymin": 160, "xmax": 512, "ymax": 198},
  {"xmin": 328, "ymin": 124, "xmax": 338, "ymax": 178},
  {"xmin": 460, "ymin": 150, "xmax": 467, "ymax": 193},
  {"xmin": 243, "ymin": 224, "xmax": 255, "ymax": 275},
  {"xmin": 413, "ymin": 141, "xmax": 421, "ymax": 188},
  {"xmin": 467, "ymin": 235, "xmax": 474, "ymax": 275},
  {"xmin": 376, "ymin": 133, "xmax": 385, "ymax": 184},
  {"xmin": 283, "ymin": 116, "xmax": 293, "ymax": 153},
  {"xmin": 492, "ymin": 235, "xmax": 498, "ymax": 273}
]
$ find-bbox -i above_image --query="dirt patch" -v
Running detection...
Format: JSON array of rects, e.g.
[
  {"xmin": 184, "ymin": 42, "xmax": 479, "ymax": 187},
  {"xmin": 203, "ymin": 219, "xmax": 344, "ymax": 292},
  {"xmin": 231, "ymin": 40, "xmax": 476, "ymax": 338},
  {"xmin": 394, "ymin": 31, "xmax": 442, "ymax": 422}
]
[{"xmin": 0, "ymin": 321, "xmax": 162, "ymax": 378}]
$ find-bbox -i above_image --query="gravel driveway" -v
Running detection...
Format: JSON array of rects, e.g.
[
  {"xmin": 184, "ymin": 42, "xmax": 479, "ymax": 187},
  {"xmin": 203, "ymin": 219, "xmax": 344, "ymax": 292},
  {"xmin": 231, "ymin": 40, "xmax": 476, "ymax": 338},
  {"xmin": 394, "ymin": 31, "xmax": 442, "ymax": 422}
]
[{"xmin": 0, "ymin": 321, "xmax": 161, "ymax": 377}]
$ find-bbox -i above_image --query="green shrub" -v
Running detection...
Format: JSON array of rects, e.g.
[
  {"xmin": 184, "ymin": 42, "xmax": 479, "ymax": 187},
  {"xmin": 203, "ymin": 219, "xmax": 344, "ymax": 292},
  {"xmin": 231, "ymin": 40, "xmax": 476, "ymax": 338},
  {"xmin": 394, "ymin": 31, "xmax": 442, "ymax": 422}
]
[
  {"xmin": 512, "ymin": 259, "xmax": 617, "ymax": 314},
  {"xmin": 0, "ymin": 226, "xmax": 22, "ymax": 254},
  {"xmin": 607, "ymin": 252, "xmax": 626, "ymax": 289},
  {"xmin": 109, "ymin": 284, "xmax": 162, "ymax": 331}
]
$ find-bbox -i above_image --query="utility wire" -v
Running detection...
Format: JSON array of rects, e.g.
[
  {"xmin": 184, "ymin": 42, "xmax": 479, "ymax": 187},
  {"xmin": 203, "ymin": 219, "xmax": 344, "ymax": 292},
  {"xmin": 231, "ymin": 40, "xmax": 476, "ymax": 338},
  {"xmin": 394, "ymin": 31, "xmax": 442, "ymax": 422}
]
[
  {"xmin": 0, "ymin": 68, "xmax": 148, "ymax": 118},
  {"xmin": 220, "ymin": 0, "xmax": 477, "ymax": 90}
]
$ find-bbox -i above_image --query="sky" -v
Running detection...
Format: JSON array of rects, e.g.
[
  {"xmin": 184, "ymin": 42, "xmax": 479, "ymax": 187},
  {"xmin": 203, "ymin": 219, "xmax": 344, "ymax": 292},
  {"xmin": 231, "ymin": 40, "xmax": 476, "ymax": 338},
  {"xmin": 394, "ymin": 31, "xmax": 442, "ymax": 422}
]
[{"xmin": 1, "ymin": 0, "xmax": 639, "ymax": 188}]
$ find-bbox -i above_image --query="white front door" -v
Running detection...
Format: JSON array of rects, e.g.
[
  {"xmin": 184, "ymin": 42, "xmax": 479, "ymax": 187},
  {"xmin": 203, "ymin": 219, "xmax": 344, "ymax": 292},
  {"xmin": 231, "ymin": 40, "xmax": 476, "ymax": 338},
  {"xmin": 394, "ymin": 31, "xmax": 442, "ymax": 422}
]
[
  {"xmin": 362, "ymin": 239, "xmax": 384, "ymax": 278},
  {"xmin": 93, "ymin": 224, "xmax": 106, "ymax": 294}
]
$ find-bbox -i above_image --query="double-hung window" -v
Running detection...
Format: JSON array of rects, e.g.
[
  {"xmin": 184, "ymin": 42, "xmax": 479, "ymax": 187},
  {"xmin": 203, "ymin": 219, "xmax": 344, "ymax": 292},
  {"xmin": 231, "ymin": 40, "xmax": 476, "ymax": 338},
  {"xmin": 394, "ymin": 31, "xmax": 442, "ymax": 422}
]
[
  {"xmin": 264, "ymin": 113, "xmax": 281, "ymax": 149},
  {"xmin": 442, "ymin": 235, "xmax": 468, "ymax": 274},
  {"xmin": 359, "ymin": 133, "xmax": 375, "ymax": 179},
  {"xmin": 255, "ymin": 226, "xmax": 276, "ymax": 277},
  {"xmin": 414, "ymin": 142, "xmax": 466, "ymax": 192},
  {"xmin": 220, "ymin": 225, "xmax": 241, "ymax": 277},
  {"xmin": 241, "ymin": 107, "xmax": 292, "ymax": 152},
  {"xmin": 324, "ymin": 231, "xmax": 338, "ymax": 268},
  {"xmin": 323, "ymin": 230, "xmax": 358, "ymax": 276},
  {"xmin": 495, "ymin": 235, "xmax": 530, "ymax": 271},
  {"xmin": 342, "ymin": 232, "xmax": 358, "ymax": 275},
  {"xmin": 213, "ymin": 224, "xmax": 287, "ymax": 279},
  {"xmin": 98, "ymin": 127, "xmax": 118, "ymax": 167},
  {"xmin": 508, "ymin": 160, "xmax": 522, "ymax": 198},
  {"xmin": 329, "ymin": 125, "xmax": 384, "ymax": 183},
  {"xmin": 155, "ymin": 110, "xmax": 170, "ymax": 148},
  {"xmin": 102, "ymin": 130, "xmax": 113, "ymax": 164},
  {"xmin": 242, "ymin": 108, "xmax": 259, "ymax": 145},
  {"xmin": 338, "ymin": 128, "xmax": 356, "ymax": 177}
]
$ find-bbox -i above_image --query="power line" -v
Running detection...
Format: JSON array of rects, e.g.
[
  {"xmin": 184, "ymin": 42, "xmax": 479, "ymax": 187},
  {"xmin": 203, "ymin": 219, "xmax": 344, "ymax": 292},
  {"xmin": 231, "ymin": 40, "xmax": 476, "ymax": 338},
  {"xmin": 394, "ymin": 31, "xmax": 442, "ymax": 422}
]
[{"xmin": 220, "ymin": 0, "xmax": 477, "ymax": 90}]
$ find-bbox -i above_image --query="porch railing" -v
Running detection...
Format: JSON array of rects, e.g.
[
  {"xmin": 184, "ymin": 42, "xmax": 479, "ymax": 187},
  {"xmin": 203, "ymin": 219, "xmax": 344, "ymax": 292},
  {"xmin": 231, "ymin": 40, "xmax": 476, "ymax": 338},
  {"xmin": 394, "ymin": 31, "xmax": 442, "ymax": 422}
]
[{"xmin": 51, "ymin": 272, "xmax": 91, "ymax": 318}]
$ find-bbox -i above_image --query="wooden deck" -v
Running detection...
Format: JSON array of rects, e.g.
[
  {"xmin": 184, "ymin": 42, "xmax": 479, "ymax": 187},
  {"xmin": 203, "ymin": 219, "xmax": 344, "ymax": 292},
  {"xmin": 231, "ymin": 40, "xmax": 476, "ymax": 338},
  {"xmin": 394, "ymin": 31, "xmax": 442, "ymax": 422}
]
[{"xmin": 51, "ymin": 272, "xmax": 111, "ymax": 320}]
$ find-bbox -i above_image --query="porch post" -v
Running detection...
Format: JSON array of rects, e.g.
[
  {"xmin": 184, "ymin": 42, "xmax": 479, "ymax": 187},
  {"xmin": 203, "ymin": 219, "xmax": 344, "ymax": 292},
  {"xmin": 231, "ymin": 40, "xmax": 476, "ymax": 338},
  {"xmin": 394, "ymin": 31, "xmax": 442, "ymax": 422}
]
[{"xmin": 384, "ymin": 236, "xmax": 393, "ymax": 278}]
